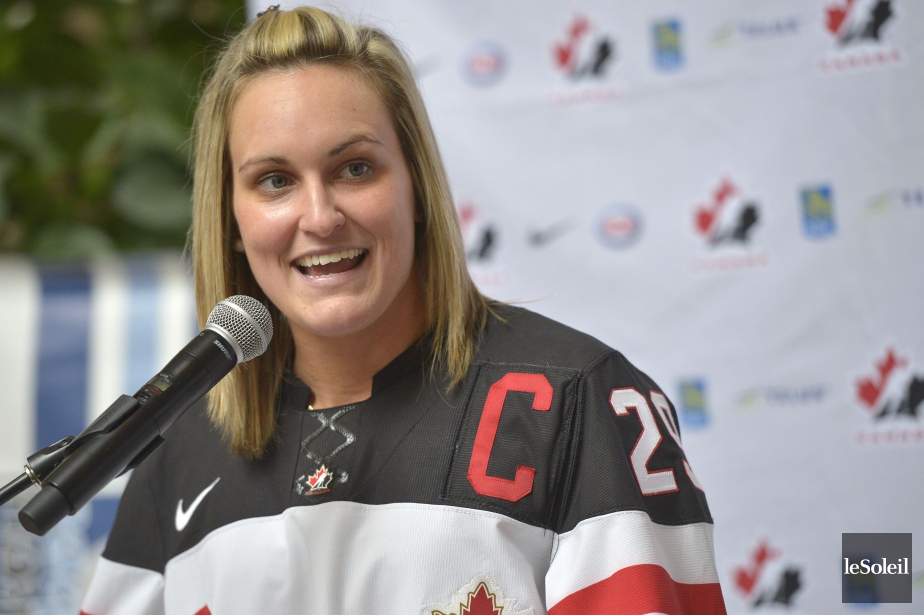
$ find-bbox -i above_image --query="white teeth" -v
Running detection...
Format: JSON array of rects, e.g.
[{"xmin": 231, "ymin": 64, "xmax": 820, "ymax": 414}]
[{"xmin": 294, "ymin": 249, "xmax": 364, "ymax": 268}]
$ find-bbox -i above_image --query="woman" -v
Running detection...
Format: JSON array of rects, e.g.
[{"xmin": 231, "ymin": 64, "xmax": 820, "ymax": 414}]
[{"xmin": 82, "ymin": 7, "xmax": 726, "ymax": 615}]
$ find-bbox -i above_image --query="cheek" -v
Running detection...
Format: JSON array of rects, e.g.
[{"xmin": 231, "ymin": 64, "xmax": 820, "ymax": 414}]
[{"xmin": 234, "ymin": 199, "xmax": 293, "ymax": 252}]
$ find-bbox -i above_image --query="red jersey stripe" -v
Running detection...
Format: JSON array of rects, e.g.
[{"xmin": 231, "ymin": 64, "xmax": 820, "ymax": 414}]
[{"xmin": 548, "ymin": 563, "xmax": 727, "ymax": 615}]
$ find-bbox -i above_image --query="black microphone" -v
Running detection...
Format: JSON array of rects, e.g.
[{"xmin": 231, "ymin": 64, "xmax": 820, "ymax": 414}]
[{"xmin": 14, "ymin": 295, "xmax": 273, "ymax": 536}]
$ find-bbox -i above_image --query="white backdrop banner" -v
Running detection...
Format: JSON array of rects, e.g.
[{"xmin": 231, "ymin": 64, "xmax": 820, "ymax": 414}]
[{"xmin": 0, "ymin": 0, "xmax": 921, "ymax": 612}]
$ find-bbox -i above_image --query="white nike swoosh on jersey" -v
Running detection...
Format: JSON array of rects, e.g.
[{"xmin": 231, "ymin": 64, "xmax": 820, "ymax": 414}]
[{"xmin": 175, "ymin": 477, "xmax": 220, "ymax": 532}]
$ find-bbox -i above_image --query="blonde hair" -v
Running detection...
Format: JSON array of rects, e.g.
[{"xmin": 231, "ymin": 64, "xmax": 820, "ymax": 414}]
[{"xmin": 190, "ymin": 6, "xmax": 488, "ymax": 458}]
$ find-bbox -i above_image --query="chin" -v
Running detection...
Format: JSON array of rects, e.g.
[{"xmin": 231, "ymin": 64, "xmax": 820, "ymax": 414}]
[{"xmin": 289, "ymin": 302, "xmax": 383, "ymax": 340}]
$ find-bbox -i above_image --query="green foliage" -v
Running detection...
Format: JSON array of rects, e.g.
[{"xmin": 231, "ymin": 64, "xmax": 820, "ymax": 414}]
[{"xmin": 0, "ymin": 0, "xmax": 246, "ymax": 259}]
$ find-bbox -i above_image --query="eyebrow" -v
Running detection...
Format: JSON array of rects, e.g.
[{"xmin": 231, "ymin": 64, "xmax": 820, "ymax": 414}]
[
  {"xmin": 238, "ymin": 156, "xmax": 288, "ymax": 174},
  {"xmin": 237, "ymin": 135, "xmax": 385, "ymax": 174},
  {"xmin": 328, "ymin": 134, "xmax": 384, "ymax": 157}
]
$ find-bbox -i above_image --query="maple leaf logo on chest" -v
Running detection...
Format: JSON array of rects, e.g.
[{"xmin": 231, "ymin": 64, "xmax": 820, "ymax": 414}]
[
  {"xmin": 304, "ymin": 464, "xmax": 333, "ymax": 495},
  {"xmin": 424, "ymin": 575, "xmax": 533, "ymax": 615},
  {"xmin": 432, "ymin": 583, "xmax": 501, "ymax": 615}
]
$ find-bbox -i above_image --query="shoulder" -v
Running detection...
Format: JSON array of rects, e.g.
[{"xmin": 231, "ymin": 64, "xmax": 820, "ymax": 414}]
[
  {"xmin": 474, "ymin": 305, "xmax": 659, "ymax": 397},
  {"xmin": 476, "ymin": 304, "xmax": 614, "ymax": 372}
]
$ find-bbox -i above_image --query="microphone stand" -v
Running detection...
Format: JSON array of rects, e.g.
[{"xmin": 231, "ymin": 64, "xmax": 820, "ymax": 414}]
[
  {"xmin": 0, "ymin": 394, "xmax": 145, "ymax": 526},
  {"xmin": 0, "ymin": 473, "xmax": 33, "ymax": 507}
]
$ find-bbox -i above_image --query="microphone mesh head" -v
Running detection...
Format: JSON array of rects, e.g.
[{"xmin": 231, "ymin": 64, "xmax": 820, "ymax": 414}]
[{"xmin": 206, "ymin": 295, "xmax": 273, "ymax": 362}]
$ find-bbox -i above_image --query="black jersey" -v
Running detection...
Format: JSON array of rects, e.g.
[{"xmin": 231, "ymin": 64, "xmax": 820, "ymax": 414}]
[{"xmin": 81, "ymin": 306, "xmax": 726, "ymax": 615}]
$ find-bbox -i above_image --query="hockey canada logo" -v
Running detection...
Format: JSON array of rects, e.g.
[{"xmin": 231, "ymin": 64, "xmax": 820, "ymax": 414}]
[
  {"xmin": 457, "ymin": 200, "xmax": 509, "ymax": 290},
  {"xmin": 854, "ymin": 347, "xmax": 924, "ymax": 445},
  {"xmin": 423, "ymin": 574, "xmax": 532, "ymax": 615},
  {"xmin": 550, "ymin": 15, "xmax": 622, "ymax": 106},
  {"xmin": 820, "ymin": 0, "xmax": 902, "ymax": 72},
  {"xmin": 553, "ymin": 14, "xmax": 614, "ymax": 80},
  {"xmin": 733, "ymin": 540, "xmax": 804, "ymax": 609},
  {"xmin": 304, "ymin": 464, "xmax": 333, "ymax": 495},
  {"xmin": 689, "ymin": 178, "xmax": 769, "ymax": 272},
  {"xmin": 458, "ymin": 200, "xmax": 498, "ymax": 263}
]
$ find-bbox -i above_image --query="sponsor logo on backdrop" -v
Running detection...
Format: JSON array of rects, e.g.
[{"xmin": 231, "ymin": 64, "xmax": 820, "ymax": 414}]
[
  {"xmin": 865, "ymin": 186, "xmax": 924, "ymax": 214},
  {"xmin": 594, "ymin": 203, "xmax": 643, "ymax": 250},
  {"xmin": 736, "ymin": 384, "xmax": 828, "ymax": 411},
  {"xmin": 711, "ymin": 16, "xmax": 802, "ymax": 48},
  {"xmin": 678, "ymin": 378, "xmax": 709, "ymax": 430},
  {"xmin": 460, "ymin": 41, "xmax": 508, "ymax": 87},
  {"xmin": 457, "ymin": 200, "xmax": 509, "ymax": 289},
  {"xmin": 550, "ymin": 14, "xmax": 623, "ymax": 106},
  {"xmin": 652, "ymin": 18, "xmax": 684, "ymax": 71},
  {"xmin": 527, "ymin": 218, "xmax": 575, "ymax": 248},
  {"xmin": 820, "ymin": 0, "xmax": 902, "ymax": 72},
  {"xmin": 853, "ymin": 347, "xmax": 924, "ymax": 445},
  {"xmin": 801, "ymin": 184, "xmax": 837, "ymax": 238},
  {"xmin": 733, "ymin": 540, "xmax": 804, "ymax": 609},
  {"xmin": 689, "ymin": 177, "xmax": 769, "ymax": 272}
]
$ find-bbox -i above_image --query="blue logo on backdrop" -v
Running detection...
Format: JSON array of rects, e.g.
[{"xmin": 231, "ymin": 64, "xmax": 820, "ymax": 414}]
[
  {"xmin": 801, "ymin": 184, "xmax": 836, "ymax": 238},
  {"xmin": 678, "ymin": 378, "xmax": 709, "ymax": 429},
  {"xmin": 653, "ymin": 18, "xmax": 684, "ymax": 71},
  {"xmin": 460, "ymin": 40, "xmax": 508, "ymax": 87},
  {"xmin": 595, "ymin": 203, "xmax": 643, "ymax": 249}
]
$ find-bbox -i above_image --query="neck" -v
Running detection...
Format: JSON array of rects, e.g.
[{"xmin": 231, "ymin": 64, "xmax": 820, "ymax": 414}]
[{"xmin": 290, "ymin": 275, "xmax": 427, "ymax": 409}]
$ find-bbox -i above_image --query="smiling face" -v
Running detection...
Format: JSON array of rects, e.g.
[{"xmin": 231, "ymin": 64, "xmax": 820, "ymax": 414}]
[{"xmin": 229, "ymin": 65, "xmax": 422, "ymax": 344}]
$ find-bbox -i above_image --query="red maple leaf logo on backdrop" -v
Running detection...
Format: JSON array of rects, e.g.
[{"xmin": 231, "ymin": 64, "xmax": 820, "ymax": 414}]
[
  {"xmin": 457, "ymin": 201, "xmax": 477, "ymax": 239},
  {"xmin": 553, "ymin": 15, "xmax": 591, "ymax": 72},
  {"xmin": 856, "ymin": 348, "xmax": 907, "ymax": 409},
  {"xmin": 825, "ymin": 0, "xmax": 855, "ymax": 36},
  {"xmin": 432, "ymin": 583, "xmax": 503, "ymax": 615},
  {"xmin": 694, "ymin": 178, "xmax": 738, "ymax": 237},
  {"xmin": 733, "ymin": 540, "xmax": 780, "ymax": 596}
]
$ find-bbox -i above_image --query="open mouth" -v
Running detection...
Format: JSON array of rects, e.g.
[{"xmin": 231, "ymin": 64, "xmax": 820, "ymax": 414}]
[{"xmin": 294, "ymin": 249, "xmax": 367, "ymax": 278}]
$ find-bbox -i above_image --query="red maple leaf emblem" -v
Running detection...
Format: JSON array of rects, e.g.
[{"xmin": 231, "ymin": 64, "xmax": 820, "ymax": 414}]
[
  {"xmin": 194, "ymin": 607, "xmax": 211, "ymax": 615},
  {"xmin": 553, "ymin": 15, "xmax": 591, "ymax": 72},
  {"xmin": 432, "ymin": 582, "xmax": 503, "ymax": 615},
  {"xmin": 825, "ymin": 0, "xmax": 854, "ymax": 36},
  {"xmin": 856, "ymin": 348, "xmax": 907, "ymax": 409},
  {"xmin": 733, "ymin": 540, "xmax": 780, "ymax": 597},
  {"xmin": 306, "ymin": 465, "xmax": 331, "ymax": 492},
  {"xmin": 694, "ymin": 177, "xmax": 738, "ymax": 236},
  {"xmin": 461, "ymin": 583, "xmax": 502, "ymax": 615}
]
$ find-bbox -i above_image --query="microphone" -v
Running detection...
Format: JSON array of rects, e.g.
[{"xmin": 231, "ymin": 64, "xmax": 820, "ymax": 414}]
[{"xmin": 12, "ymin": 295, "xmax": 273, "ymax": 536}]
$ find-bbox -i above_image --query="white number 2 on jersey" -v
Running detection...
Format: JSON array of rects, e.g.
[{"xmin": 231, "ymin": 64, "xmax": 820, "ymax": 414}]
[{"xmin": 609, "ymin": 388, "xmax": 704, "ymax": 496}]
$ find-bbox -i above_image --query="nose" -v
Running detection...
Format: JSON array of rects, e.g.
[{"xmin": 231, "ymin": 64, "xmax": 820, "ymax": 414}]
[{"xmin": 297, "ymin": 176, "xmax": 345, "ymax": 237}]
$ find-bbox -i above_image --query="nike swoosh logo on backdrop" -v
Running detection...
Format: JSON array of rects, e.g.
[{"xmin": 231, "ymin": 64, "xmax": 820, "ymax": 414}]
[
  {"xmin": 528, "ymin": 219, "xmax": 574, "ymax": 247},
  {"xmin": 175, "ymin": 477, "xmax": 220, "ymax": 532}
]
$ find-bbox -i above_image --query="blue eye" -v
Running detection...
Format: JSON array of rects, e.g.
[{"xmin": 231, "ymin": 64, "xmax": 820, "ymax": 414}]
[
  {"xmin": 258, "ymin": 174, "xmax": 290, "ymax": 191},
  {"xmin": 343, "ymin": 162, "xmax": 369, "ymax": 178}
]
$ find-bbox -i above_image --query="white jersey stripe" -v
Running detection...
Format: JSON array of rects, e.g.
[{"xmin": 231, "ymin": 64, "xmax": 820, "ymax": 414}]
[
  {"xmin": 81, "ymin": 557, "xmax": 165, "ymax": 615},
  {"xmin": 160, "ymin": 501, "xmax": 552, "ymax": 615},
  {"xmin": 546, "ymin": 510, "xmax": 719, "ymax": 609}
]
